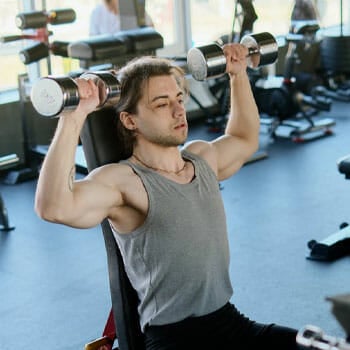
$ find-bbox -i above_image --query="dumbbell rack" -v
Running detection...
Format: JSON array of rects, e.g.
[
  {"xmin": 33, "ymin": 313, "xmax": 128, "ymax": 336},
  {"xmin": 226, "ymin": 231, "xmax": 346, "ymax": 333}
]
[
  {"xmin": 4, "ymin": 73, "xmax": 88, "ymax": 185},
  {"xmin": 2, "ymin": 7, "xmax": 87, "ymax": 184},
  {"xmin": 257, "ymin": 27, "xmax": 336, "ymax": 143}
]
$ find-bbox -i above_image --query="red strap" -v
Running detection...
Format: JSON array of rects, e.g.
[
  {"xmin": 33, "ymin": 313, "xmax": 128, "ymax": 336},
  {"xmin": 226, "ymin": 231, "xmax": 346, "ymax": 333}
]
[{"xmin": 102, "ymin": 308, "xmax": 117, "ymax": 348}]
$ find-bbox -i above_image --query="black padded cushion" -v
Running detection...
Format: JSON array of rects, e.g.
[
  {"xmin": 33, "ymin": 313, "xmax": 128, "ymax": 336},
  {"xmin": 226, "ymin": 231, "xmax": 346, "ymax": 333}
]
[
  {"xmin": 68, "ymin": 35, "xmax": 127, "ymax": 61},
  {"xmin": 80, "ymin": 108, "xmax": 122, "ymax": 169},
  {"xmin": 80, "ymin": 108, "xmax": 145, "ymax": 350},
  {"xmin": 337, "ymin": 154, "xmax": 350, "ymax": 179},
  {"xmin": 50, "ymin": 40, "xmax": 71, "ymax": 57},
  {"xmin": 68, "ymin": 27, "xmax": 163, "ymax": 61},
  {"xmin": 116, "ymin": 27, "xmax": 164, "ymax": 52}
]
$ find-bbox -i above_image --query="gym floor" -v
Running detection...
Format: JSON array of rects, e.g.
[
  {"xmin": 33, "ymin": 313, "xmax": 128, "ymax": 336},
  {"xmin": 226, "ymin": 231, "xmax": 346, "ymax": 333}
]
[{"xmin": 1, "ymin": 99, "xmax": 350, "ymax": 350}]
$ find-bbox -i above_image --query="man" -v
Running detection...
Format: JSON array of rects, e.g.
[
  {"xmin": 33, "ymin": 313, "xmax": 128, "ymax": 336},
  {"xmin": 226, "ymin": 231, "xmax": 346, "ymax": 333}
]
[
  {"xmin": 89, "ymin": 0, "xmax": 153, "ymax": 36},
  {"xmin": 35, "ymin": 45, "xmax": 300, "ymax": 349}
]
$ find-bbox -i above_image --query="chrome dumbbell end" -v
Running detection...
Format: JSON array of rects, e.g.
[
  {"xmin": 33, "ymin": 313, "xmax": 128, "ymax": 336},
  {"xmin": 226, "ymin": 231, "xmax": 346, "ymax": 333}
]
[
  {"xmin": 187, "ymin": 43, "xmax": 226, "ymax": 81},
  {"xmin": 82, "ymin": 71, "xmax": 121, "ymax": 110},
  {"xmin": 187, "ymin": 32, "xmax": 278, "ymax": 81},
  {"xmin": 240, "ymin": 32, "xmax": 278, "ymax": 68},
  {"xmin": 31, "ymin": 71, "xmax": 121, "ymax": 117},
  {"xmin": 31, "ymin": 76, "xmax": 79, "ymax": 117}
]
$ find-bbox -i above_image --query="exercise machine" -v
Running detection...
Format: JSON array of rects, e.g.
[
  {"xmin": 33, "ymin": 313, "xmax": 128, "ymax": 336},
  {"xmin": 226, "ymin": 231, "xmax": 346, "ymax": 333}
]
[
  {"xmin": 297, "ymin": 292, "xmax": 350, "ymax": 349},
  {"xmin": 318, "ymin": 0, "xmax": 350, "ymax": 102},
  {"xmin": 0, "ymin": 8, "xmax": 75, "ymax": 68},
  {"xmin": 259, "ymin": 22, "xmax": 335, "ymax": 142},
  {"xmin": 307, "ymin": 154, "xmax": 350, "ymax": 261},
  {"xmin": 0, "ymin": 8, "xmax": 76, "ymax": 184},
  {"xmin": 67, "ymin": 27, "xmax": 163, "ymax": 71}
]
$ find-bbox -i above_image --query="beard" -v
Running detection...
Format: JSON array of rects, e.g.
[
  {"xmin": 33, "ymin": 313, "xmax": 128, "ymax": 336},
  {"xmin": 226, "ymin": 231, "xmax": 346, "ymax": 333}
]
[
  {"xmin": 153, "ymin": 134, "xmax": 187, "ymax": 147},
  {"xmin": 144, "ymin": 128, "xmax": 188, "ymax": 147}
]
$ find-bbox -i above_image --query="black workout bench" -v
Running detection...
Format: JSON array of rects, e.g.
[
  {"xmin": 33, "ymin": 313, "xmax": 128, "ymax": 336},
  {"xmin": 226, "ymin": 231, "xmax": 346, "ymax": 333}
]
[
  {"xmin": 81, "ymin": 108, "xmax": 143, "ymax": 350},
  {"xmin": 307, "ymin": 154, "xmax": 350, "ymax": 261}
]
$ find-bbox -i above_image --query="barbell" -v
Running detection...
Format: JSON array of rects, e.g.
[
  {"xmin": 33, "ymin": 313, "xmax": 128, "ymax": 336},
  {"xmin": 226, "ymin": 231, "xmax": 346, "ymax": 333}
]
[
  {"xmin": 187, "ymin": 32, "xmax": 278, "ymax": 81},
  {"xmin": 31, "ymin": 32, "xmax": 278, "ymax": 117}
]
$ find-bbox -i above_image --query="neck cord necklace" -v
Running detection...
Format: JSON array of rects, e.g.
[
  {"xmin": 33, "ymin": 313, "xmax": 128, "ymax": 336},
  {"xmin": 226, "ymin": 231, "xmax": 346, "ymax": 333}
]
[{"xmin": 132, "ymin": 153, "xmax": 186, "ymax": 175}]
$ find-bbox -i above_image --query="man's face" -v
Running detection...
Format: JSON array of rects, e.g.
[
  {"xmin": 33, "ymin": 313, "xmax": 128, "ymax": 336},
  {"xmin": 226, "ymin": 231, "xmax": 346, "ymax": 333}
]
[{"xmin": 133, "ymin": 75, "xmax": 188, "ymax": 147}]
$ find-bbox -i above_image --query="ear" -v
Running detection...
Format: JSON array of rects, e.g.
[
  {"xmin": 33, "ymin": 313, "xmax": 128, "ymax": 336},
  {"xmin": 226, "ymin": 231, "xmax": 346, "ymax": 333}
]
[{"xmin": 120, "ymin": 111, "xmax": 137, "ymax": 131}]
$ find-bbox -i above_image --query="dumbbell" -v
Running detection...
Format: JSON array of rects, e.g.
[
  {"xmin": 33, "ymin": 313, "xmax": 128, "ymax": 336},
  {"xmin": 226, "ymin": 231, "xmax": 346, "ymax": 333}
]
[
  {"xmin": 187, "ymin": 32, "xmax": 278, "ymax": 81},
  {"xmin": 31, "ymin": 71, "xmax": 121, "ymax": 117}
]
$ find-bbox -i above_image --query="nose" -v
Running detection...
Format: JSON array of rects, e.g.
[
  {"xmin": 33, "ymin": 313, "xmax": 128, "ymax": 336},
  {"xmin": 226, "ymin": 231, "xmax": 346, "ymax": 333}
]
[{"xmin": 173, "ymin": 101, "xmax": 186, "ymax": 118}]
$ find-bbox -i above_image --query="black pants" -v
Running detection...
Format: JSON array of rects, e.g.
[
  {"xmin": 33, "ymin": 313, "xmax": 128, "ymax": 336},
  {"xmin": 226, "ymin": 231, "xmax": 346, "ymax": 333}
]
[{"xmin": 144, "ymin": 303, "xmax": 299, "ymax": 350}]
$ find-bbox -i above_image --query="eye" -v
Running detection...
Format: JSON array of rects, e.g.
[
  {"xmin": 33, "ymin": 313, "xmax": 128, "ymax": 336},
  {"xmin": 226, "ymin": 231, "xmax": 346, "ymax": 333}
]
[{"xmin": 156, "ymin": 102, "xmax": 169, "ymax": 108}]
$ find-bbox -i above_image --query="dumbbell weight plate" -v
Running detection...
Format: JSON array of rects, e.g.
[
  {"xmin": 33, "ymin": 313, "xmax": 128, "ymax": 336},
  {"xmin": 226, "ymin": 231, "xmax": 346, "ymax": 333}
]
[
  {"xmin": 187, "ymin": 32, "xmax": 278, "ymax": 81},
  {"xmin": 81, "ymin": 71, "xmax": 121, "ymax": 109},
  {"xmin": 187, "ymin": 43, "xmax": 226, "ymax": 81},
  {"xmin": 31, "ymin": 77, "xmax": 79, "ymax": 117},
  {"xmin": 241, "ymin": 32, "xmax": 278, "ymax": 68}
]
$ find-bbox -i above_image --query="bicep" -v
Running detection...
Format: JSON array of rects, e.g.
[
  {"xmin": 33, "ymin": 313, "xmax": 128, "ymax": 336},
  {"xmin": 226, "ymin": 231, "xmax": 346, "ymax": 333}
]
[
  {"xmin": 212, "ymin": 134, "xmax": 256, "ymax": 180},
  {"xmin": 63, "ymin": 178, "xmax": 122, "ymax": 229}
]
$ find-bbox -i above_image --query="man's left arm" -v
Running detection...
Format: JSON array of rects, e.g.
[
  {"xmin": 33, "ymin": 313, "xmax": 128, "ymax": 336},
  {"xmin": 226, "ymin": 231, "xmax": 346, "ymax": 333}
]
[
  {"xmin": 213, "ymin": 69, "xmax": 260, "ymax": 180},
  {"xmin": 185, "ymin": 43, "xmax": 260, "ymax": 180}
]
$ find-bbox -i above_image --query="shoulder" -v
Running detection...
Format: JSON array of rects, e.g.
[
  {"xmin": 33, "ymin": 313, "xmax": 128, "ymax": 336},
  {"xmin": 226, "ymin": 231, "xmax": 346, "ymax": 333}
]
[
  {"xmin": 184, "ymin": 140, "xmax": 214, "ymax": 158},
  {"xmin": 87, "ymin": 162, "xmax": 137, "ymax": 188},
  {"xmin": 183, "ymin": 140, "xmax": 218, "ymax": 175},
  {"xmin": 184, "ymin": 139, "xmax": 207, "ymax": 150}
]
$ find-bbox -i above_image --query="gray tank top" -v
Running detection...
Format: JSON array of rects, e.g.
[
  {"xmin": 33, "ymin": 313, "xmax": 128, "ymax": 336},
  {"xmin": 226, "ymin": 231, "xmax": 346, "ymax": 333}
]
[{"xmin": 111, "ymin": 150, "xmax": 233, "ymax": 331}]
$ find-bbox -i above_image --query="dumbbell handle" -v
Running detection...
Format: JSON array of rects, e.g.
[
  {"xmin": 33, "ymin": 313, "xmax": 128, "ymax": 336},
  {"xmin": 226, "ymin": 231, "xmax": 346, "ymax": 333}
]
[
  {"xmin": 187, "ymin": 32, "xmax": 278, "ymax": 81},
  {"xmin": 31, "ymin": 71, "xmax": 120, "ymax": 117}
]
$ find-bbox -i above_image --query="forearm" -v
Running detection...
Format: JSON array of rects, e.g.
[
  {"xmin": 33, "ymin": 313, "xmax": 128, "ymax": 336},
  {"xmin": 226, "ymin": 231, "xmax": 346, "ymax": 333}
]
[
  {"xmin": 35, "ymin": 113, "xmax": 86, "ymax": 221},
  {"xmin": 225, "ymin": 71, "xmax": 260, "ymax": 149}
]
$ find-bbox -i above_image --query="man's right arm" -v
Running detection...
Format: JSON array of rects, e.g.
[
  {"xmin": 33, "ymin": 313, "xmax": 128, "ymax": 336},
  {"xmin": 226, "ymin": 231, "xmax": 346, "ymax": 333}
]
[{"xmin": 34, "ymin": 80, "xmax": 122, "ymax": 229}]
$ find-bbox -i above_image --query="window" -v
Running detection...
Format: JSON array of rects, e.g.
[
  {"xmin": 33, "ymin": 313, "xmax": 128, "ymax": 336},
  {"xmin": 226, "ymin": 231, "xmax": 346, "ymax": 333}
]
[
  {"xmin": 0, "ymin": 0, "xmax": 348, "ymax": 92},
  {"xmin": 0, "ymin": 0, "xmax": 100, "ymax": 91},
  {"xmin": 146, "ymin": 0, "xmax": 191, "ymax": 57},
  {"xmin": 146, "ymin": 0, "xmax": 176, "ymax": 47},
  {"xmin": 317, "ymin": 0, "xmax": 349, "ymax": 32},
  {"xmin": 253, "ymin": 0, "xmax": 294, "ymax": 35},
  {"xmin": 190, "ymin": 0, "xmax": 237, "ymax": 45}
]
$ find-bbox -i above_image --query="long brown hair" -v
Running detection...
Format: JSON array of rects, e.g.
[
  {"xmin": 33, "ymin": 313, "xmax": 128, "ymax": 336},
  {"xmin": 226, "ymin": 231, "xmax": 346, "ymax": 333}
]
[{"xmin": 114, "ymin": 56, "xmax": 188, "ymax": 160}]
